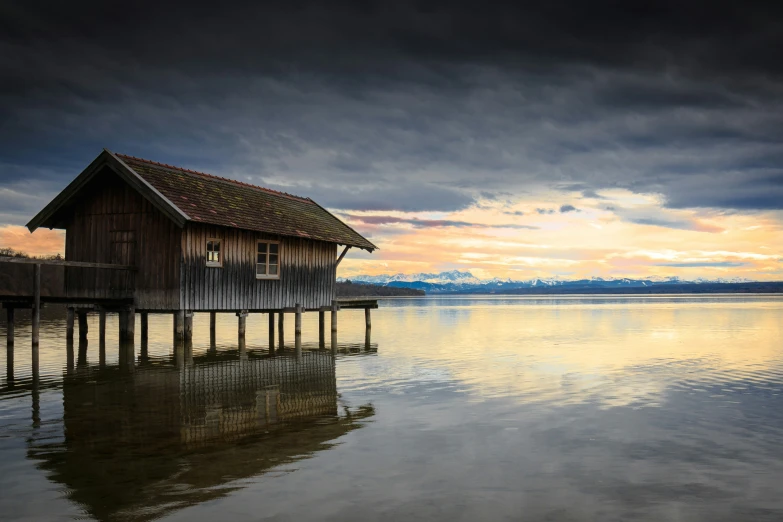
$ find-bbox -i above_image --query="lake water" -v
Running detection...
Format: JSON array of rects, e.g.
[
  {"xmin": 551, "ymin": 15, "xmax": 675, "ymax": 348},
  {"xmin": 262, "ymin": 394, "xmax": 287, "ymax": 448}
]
[{"xmin": 1, "ymin": 295, "xmax": 783, "ymax": 521}]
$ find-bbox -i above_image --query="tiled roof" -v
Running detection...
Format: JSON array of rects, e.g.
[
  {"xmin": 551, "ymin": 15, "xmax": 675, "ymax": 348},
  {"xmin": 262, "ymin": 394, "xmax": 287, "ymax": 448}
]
[{"xmin": 115, "ymin": 154, "xmax": 376, "ymax": 251}]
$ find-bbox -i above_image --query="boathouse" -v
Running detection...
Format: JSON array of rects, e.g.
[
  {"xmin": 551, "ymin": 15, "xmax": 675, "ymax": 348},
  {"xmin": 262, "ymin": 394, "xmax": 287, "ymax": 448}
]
[{"xmin": 3, "ymin": 149, "xmax": 377, "ymax": 348}]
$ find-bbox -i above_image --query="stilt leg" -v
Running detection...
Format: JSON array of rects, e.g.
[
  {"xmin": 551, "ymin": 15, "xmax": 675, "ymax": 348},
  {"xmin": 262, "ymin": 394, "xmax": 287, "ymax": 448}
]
[
  {"xmin": 319, "ymin": 310, "xmax": 325, "ymax": 349},
  {"xmin": 31, "ymin": 264, "xmax": 40, "ymax": 348},
  {"xmin": 184, "ymin": 311, "xmax": 193, "ymax": 342},
  {"xmin": 99, "ymin": 310, "xmax": 106, "ymax": 346},
  {"xmin": 6, "ymin": 307, "xmax": 14, "ymax": 347},
  {"xmin": 140, "ymin": 312, "xmax": 148, "ymax": 343},
  {"xmin": 65, "ymin": 307, "xmax": 74, "ymax": 343},
  {"xmin": 330, "ymin": 300, "xmax": 338, "ymax": 353},
  {"xmin": 295, "ymin": 304, "xmax": 302, "ymax": 359},
  {"xmin": 77, "ymin": 311, "xmax": 88, "ymax": 342},
  {"xmin": 210, "ymin": 311, "xmax": 217, "ymax": 348},
  {"xmin": 174, "ymin": 310, "xmax": 185, "ymax": 343},
  {"xmin": 278, "ymin": 311, "xmax": 285, "ymax": 352},
  {"xmin": 237, "ymin": 310, "xmax": 247, "ymax": 341},
  {"xmin": 268, "ymin": 312, "xmax": 275, "ymax": 354}
]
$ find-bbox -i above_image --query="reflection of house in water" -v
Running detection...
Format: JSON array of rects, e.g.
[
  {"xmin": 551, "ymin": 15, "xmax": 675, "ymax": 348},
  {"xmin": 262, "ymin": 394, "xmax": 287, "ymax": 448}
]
[{"xmin": 27, "ymin": 351, "xmax": 373, "ymax": 521}]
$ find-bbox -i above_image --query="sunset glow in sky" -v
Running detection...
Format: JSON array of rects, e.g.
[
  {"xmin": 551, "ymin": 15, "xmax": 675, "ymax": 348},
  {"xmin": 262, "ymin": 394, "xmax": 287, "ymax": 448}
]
[{"xmin": 2, "ymin": 2, "xmax": 782, "ymax": 281}]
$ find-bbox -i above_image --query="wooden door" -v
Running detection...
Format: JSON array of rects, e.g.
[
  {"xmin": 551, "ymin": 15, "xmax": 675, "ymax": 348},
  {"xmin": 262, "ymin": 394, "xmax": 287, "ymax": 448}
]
[{"xmin": 110, "ymin": 230, "xmax": 136, "ymax": 296}]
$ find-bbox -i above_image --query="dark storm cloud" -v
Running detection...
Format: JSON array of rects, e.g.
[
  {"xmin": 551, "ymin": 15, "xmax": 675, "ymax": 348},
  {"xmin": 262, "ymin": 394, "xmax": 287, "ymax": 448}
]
[{"xmin": 2, "ymin": 0, "xmax": 783, "ymax": 220}]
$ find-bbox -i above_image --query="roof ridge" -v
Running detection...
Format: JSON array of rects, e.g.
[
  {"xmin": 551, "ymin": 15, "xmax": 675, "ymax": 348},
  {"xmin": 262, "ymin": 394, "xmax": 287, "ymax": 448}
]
[{"xmin": 115, "ymin": 153, "xmax": 314, "ymax": 204}]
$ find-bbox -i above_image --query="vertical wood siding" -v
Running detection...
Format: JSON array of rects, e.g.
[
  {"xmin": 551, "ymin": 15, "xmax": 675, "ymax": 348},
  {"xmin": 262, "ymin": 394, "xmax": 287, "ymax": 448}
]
[
  {"xmin": 64, "ymin": 169, "xmax": 182, "ymax": 309},
  {"xmin": 180, "ymin": 223, "xmax": 337, "ymax": 311}
]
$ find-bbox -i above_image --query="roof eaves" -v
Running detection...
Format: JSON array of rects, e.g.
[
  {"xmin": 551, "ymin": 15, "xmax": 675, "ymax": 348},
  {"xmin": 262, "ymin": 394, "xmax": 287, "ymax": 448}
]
[{"xmin": 308, "ymin": 198, "xmax": 378, "ymax": 252}]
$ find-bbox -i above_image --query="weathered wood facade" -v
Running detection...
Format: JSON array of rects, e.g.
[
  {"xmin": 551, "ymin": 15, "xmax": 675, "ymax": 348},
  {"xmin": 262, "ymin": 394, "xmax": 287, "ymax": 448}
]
[
  {"xmin": 63, "ymin": 169, "xmax": 181, "ymax": 309},
  {"xmin": 21, "ymin": 149, "xmax": 376, "ymax": 315},
  {"xmin": 181, "ymin": 224, "xmax": 337, "ymax": 311}
]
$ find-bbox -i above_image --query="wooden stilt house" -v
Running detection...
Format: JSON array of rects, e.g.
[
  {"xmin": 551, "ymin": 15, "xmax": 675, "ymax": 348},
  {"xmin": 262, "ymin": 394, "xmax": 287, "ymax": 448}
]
[{"xmin": 25, "ymin": 149, "xmax": 377, "ymax": 313}]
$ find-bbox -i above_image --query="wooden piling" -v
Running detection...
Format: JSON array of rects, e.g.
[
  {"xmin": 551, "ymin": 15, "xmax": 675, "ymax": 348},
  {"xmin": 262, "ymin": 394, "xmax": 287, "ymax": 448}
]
[
  {"xmin": 319, "ymin": 310, "xmax": 325, "ymax": 349},
  {"xmin": 295, "ymin": 304, "xmax": 302, "ymax": 358},
  {"xmin": 210, "ymin": 311, "xmax": 217, "ymax": 346},
  {"xmin": 77, "ymin": 338, "xmax": 88, "ymax": 367},
  {"xmin": 237, "ymin": 310, "xmax": 247, "ymax": 339},
  {"xmin": 78, "ymin": 311, "xmax": 88, "ymax": 342},
  {"xmin": 66, "ymin": 307, "xmax": 74, "ymax": 343},
  {"xmin": 119, "ymin": 308, "xmax": 135, "ymax": 342},
  {"xmin": 365, "ymin": 325, "xmax": 371, "ymax": 351},
  {"xmin": 6, "ymin": 336, "xmax": 13, "ymax": 383},
  {"xmin": 278, "ymin": 311, "xmax": 285, "ymax": 352},
  {"xmin": 330, "ymin": 300, "xmax": 338, "ymax": 352},
  {"xmin": 32, "ymin": 263, "xmax": 40, "ymax": 347},
  {"xmin": 6, "ymin": 308, "xmax": 14, "ymax": 347},
  {"xmin": 184, "ymin": 311, "xmax": 193, "ymax": 341},
  {"xmin": 140, "ymin": 312, "xmax": 148, "ymax": 343},
  {"xmin": 174, "ymin": 310, "xmax": 185, "ymax": 342},
  {"xmin": 365, "ymin": 307, "xmax": 372, "ymax": 329},
  {"xmin": 99, "ymin": 310, "xmax": 106, "ymax": 345},
  {"xmin": 268, "ymin": 312, "xmax": 275, "ymax": 353}
]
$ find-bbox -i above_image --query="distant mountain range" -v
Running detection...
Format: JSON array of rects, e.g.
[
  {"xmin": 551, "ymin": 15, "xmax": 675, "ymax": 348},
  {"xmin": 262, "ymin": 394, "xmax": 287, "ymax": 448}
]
[{"xmin": 339, "ymin": 270, "xmax": 774, "ymax": 294}]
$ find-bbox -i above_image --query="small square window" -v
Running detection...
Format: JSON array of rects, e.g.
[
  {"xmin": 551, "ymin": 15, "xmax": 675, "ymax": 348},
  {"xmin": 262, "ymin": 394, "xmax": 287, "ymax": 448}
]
[
  {"xmin": 257, "ymin": 240, "xmax": 280, "ymax": 279},
  {"xmin": 206, "ymin": 239, "xmax": 222, "ymax": 267}
]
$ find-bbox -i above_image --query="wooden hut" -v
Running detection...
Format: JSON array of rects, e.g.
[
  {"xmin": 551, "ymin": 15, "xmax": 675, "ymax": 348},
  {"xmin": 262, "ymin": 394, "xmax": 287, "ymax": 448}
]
[{"xmin": 17, "ymin": 149, "xmax": 377, "ymax": 345}]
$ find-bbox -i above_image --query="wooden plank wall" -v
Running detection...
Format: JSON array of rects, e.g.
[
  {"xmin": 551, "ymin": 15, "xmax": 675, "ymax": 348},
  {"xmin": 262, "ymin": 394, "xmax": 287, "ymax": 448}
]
[
  {"xmin": 181, "ymin": 223, "xmax": 337, "ymax": 311},
  {"xmin": 64, "ymin": 169, "xmax": 181, "ymax": 309}
]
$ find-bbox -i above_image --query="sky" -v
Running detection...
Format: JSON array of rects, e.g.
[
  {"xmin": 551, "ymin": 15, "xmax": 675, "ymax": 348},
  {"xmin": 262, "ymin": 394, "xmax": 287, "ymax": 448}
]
[{"xmin": 1, "ymin": 1, "xmax": 782, "ymax": 281}]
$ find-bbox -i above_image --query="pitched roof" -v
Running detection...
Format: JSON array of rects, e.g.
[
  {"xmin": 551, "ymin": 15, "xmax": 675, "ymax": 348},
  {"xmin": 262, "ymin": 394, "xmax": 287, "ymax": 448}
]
[{"xmin": 27, "ymin": 150, "xmax": 377, "ymax": 251}]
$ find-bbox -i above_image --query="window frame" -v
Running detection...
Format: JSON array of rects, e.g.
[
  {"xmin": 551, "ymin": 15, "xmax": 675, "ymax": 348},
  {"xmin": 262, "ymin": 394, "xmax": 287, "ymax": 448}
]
[
  {"xmin": 256, "ymin": 240, "xmax": 281, "ymax": 280},
  {"xmin": 206, "ymin": 238, "xmax": 223, "ymax": 268}
]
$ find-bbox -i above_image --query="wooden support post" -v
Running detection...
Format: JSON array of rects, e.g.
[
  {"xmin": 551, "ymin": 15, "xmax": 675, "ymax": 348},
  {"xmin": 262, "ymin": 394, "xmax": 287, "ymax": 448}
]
[
  {"xmin": 140, "ymin": 312, "xmax": 148, "ymax": 343},
  {"xmin": 77, "ymin": 338, "xmax": 88, "ymax": 367},
  {"xmin": 365, "ymin": 307, "xmax": 372, "ymax": 329},
  {"xmin": 184, "ymin": 311, "xmax": 193, "ymax": 342},
  {"xmin": 238, "ymin": 337, "xmax": 247, "ymax": 360},
  {"xmin": 32, "ymin": 263, "xmax": 40, "ymax": 347},
  {"xmin": 174, "ymin": 310, "xmax": 185, "ymax": 342},
  {"xmin": 66, "ymin": 340, "xmax": 74, "ymax": 372},
  {"xmin": 210, "ymin": 311, "xmax": 217, "ymax": 345},
  {"xmin": 119, "ymin": 308, "xmax": 135, "ymax": 342},
  {"xmin": 6, "ymin": 308, "xmax": 14, "ymax": 347},
  {"xmin": 237, "ymin": 310, "xmax": 247, "ymax": 339},
  {"xmin": 295, "ymin": 304, "xmax": 302, "ymax": 358},
  {"xmin": 6, "ymin": 335, "xmax": 13, "ymax": 384},
  {"xmin": 99, "ymin": 312, "xmax": 106, "ymax": 368},
  {"xmin": 185, "ymin": 339, "xmax": 193, "ymax": 366},
  {"xmin": 99, "ymin": 310, "xmax": 106, "ymax": 345},
  {"xmin": 78, "ymin": 311, "xmax": 88, "ymax": 342},
  {"xmin": 66, "ymin": 307, "xmax": 74, "ymax": 343},
  {"xmin": 330, "ymin": 300, "xmax": 338, "ymax": 352},
  {"xmin": 174, "ymin": 339, "xmax": 184, "ymax": 368},
  {"xmin": 278, "ymin": 310, "xmax": 285, "ymax": 352},
  {"xmin": 319, "ymin": 310, "xmax": 325, "ymax": 349},
  {"xmin": 365, "ymin": 325, "xmax": 371, "ymax": 351},
  {"xmin": 268, "ymin": 312, "xmax": 275, "ymax": 353}
]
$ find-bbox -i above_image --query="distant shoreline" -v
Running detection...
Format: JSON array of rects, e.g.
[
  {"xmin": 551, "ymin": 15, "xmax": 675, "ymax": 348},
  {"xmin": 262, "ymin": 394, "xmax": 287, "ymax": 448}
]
[
  {"xmin": 440, "ymin": 281, "xmax": 783, "ymax": 295},
  {"xmin": 340, "ymin": 281, "xmax": 783, "ymax": 297}
]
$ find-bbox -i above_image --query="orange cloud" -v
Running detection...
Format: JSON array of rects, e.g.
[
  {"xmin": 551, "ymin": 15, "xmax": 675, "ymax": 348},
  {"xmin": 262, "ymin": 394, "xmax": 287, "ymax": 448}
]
[{"xmin": 0, "ymin": 225, "xmax": 65, "ymax": 257}]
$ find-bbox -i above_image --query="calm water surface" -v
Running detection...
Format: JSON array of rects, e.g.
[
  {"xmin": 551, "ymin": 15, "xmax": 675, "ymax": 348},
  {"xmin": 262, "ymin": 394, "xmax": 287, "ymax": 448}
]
[{"xmin": 1, "ymin": 295, "xmax": 782, "ymax": 521}]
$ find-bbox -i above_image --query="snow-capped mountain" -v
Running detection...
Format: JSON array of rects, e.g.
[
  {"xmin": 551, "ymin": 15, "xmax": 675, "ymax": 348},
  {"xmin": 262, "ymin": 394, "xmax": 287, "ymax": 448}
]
[{"xmin": 339, "ymin": 270, "xmax": 755, "ymax": 294}]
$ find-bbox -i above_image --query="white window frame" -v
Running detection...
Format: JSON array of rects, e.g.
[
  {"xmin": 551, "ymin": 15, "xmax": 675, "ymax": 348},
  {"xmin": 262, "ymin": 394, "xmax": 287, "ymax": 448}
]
[
  {"xmin": 256, "ymin": 240, "xmax": 280, "ymax": 280},
  {"xmin": 206, "ymin": 238, "xmax": 222, "ymax": 267}
]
